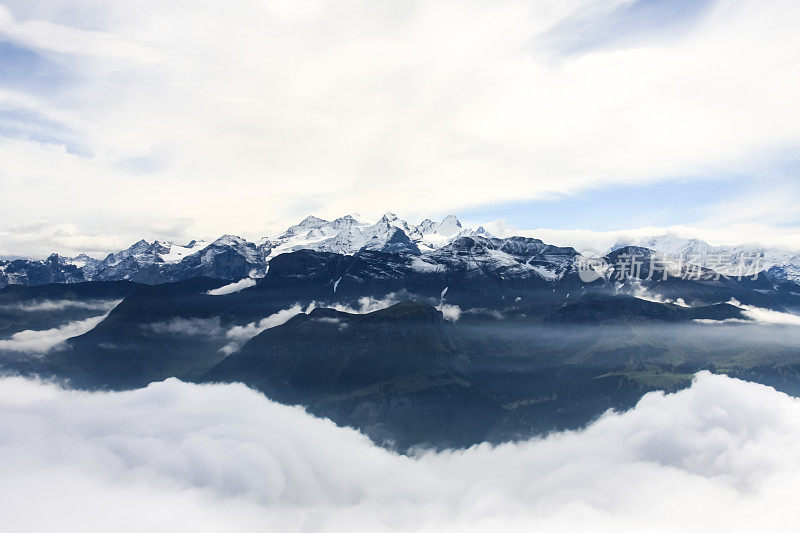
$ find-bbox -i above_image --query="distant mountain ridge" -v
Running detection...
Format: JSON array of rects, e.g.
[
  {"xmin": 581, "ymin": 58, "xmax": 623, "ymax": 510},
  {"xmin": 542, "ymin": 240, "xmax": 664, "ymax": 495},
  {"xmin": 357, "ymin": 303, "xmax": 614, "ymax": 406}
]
[
  {"xmin": 613, "ymin": 235, "xmax": 800, "ymax": 283},
  {"xmin": 0, "ymin": 212, "xmax": 480, "ymax": 287},
  {"xmin": 3, "ymin": 212, "xmax": 800, "ymax": 288}
]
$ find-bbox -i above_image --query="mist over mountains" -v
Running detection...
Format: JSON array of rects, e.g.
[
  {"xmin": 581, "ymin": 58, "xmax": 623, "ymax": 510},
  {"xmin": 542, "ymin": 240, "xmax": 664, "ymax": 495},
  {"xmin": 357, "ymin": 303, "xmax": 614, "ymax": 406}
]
[{"xmin": 4, "ymin": 212, "xmax": 800, "ymax": 450}]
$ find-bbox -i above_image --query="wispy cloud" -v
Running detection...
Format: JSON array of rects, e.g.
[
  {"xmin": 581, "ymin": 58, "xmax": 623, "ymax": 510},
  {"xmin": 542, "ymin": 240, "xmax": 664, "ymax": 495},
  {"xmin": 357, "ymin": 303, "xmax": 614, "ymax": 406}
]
[
  {"xmin": 144, "ymin": 317, "xmax": 225, "ymax": 337},
  {"xmin": 4, "ymin": 299, "xmax": 121, "ymax": 312},
  {"xmin": 221, "ymin": 304, "xmax": 314, "ymax": 355},
  {"xmin": 0, "ymin": 4, "xmax": 161, "ymax": 61},
  {"xmin": 0, "ymin": 312, "xmax": 109, "ymax": 354},
  {"xmin": 218, "ymin": 296, "xmax": 438, "ymax": 355},
  {"xmin": 206, "ymin": 278, "xmax": 257, "ymax": 296}
]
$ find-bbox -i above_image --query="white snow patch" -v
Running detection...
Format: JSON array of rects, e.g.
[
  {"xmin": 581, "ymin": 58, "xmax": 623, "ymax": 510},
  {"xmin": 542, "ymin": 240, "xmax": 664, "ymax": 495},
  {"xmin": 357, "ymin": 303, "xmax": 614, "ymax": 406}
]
[
  {"xmin": 159, "ymin": 240, "xmax": 211, "ymax": 263},
  {"xmin": 530, "ymin": 265, "xmax": 560, "ymax": 280},
  {"xmin": 410, "ymin": 257, "xmax": 445, "ymax": 273}
]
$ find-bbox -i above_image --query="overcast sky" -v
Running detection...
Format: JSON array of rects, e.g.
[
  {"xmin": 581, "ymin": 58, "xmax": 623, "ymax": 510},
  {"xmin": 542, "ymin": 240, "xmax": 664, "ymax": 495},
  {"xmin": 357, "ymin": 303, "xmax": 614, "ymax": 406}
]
[{"xmin": 1, "ymin": 0, "xmax": 800, "ymax": 257}]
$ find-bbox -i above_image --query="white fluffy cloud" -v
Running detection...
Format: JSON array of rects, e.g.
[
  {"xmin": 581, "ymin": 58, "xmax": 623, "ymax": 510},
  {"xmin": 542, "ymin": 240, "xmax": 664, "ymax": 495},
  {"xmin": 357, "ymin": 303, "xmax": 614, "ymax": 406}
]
[
  {"xmin": 436, "ymin": 303, "xmax": 461, "ymax": 322},
  {"xmin": 1, "ymin": 0, "xmax": 800, "ymax": 256},
  {"xmin": 0, "ymin": 372, "xmax": 799, "ymax": 532},
  {"xmin": 0, "ymin": 312, "xmax": 110, "ymax": 354},
  {"xmin": 727, "ymin": 299, "xmax": 800, "ymax": 326}
]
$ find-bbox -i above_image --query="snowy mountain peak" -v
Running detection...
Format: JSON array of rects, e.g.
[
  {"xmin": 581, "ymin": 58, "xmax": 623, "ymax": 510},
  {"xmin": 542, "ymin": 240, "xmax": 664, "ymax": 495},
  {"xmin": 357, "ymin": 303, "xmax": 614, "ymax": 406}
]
[
  {"xmin": 278, "ymin": 215, "xmax": 330, "ymax": 240},
  {"xmin": 211, "ymin": 234, "xmax": 248, "ymax": 247},
  {"xmin": 436, "ymin": 215, "xmax": 462, "ymax": 236},
  {"xmin": 418, "ymin": 219, "xmax": 437, "ymax": 233},
  {"xmin": 128, "ymin": 239, "xmax": 152, "ymax": 252},
  {"xmin": 328, "ymin": 215, "xmax": 364, "ymax": 231},
  {"xmin": 299, "ymin": 215, "xmax": 328, "ymax": 227}
]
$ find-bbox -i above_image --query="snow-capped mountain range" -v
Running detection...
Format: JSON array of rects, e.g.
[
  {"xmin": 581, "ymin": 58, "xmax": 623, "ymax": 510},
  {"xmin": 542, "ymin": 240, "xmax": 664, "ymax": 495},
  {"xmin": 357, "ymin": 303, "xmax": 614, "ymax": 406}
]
[
  {"xmin": 0, "ymin": 212, "xmax": 475, "ymax": 287},
  {"xmin": 262, "ymin": 212, "xmax": 474, "ymax": 256},
  {"xmin": 2, "ymin": 212, "xmax": 800, "ymax": 287},
  {"xmin": 612, "ymin": 235, "xmax": 800, "ymax": 282}
]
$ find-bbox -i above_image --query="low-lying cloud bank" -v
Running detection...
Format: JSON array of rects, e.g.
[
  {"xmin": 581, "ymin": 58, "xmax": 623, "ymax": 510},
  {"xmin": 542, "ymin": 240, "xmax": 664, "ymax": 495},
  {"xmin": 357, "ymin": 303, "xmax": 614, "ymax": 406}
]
[
  {"xmin": 732, "ymin": 300, "xmax": 800, "ymax": 326},
  {"xmin": 1, "ymin": 372, "xmax": 798, "ymax": 532},
  {"xmin": 206, "ymin": 278, "xmax": 257, "ymax": 296},
  {"xmin": 0, "ymin": 313, "xmax": 111, "ymax": 354},
  {"xmin": 221, "ymin": 304, "xmax": 314, "ymax": 355},
  {"xmin": 695, "ymin": 299, "xmax": 800, "ymax": 326}
]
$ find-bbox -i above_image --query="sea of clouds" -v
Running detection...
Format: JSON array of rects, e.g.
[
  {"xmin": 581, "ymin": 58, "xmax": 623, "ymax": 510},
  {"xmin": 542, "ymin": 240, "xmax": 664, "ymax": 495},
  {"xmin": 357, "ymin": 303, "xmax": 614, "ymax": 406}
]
[{"xmin": 0, "ymin": 371, "xmax": 798, "ymax": 532}]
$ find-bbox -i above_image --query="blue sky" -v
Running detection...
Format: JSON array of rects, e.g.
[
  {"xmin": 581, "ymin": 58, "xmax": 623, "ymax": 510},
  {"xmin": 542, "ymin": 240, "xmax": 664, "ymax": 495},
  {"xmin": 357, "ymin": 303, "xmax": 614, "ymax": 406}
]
[
  {"xmin": 1, "ymin": 0, "xmax": 800, "ymax": 256},
  {"xmin": 547, "ymin": 0, "xmax": 717, "ymax": 54},
  {"xmin": 0, "ymin": 40, "xmax": 66, "ymax": 94},
  {"xmin": 460, "ymin": 176, "xmax": 751, "ymax": 231}
]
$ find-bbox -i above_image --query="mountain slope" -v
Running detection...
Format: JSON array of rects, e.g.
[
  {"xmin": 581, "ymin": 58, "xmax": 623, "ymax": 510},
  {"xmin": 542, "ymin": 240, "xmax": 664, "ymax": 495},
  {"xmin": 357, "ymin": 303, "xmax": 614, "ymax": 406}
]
[{"xmin": 204, "ymin": 301, "xmax": 501, "ymax": 449}]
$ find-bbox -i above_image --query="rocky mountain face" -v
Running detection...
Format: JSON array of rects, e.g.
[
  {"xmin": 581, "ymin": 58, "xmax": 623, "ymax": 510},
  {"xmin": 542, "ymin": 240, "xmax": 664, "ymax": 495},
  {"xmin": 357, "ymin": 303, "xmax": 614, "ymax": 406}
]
[
  {"xmin": 62, "ymin": 235, "xmax": 271, "ymax": 285},
  {"xmin": 0, "ymin": 254, "xmax": 84, "ymax": 287}
]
